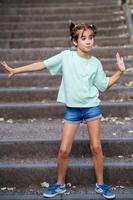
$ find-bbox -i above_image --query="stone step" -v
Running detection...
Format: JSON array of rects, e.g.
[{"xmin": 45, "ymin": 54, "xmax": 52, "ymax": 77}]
[
  {"xmin": 0, "ymin": 19, "xmax": 125, "ymax": 30},
  {"xmin": 0, "ymin": 192, "xmax": 133, "ymax": 200},
  {"xmin": 0, "ymin": 72, "xmax": 132, "ymax": 86},
  {"xmin": 0, "ymin": 117, "xmax": 132, "ymax": 187},
  {"xmin": 0, "ymin": 46, "xmax": 132, "ymax": 60},
  {"xmin": 0, "ymin": 1, "xmax": 118, "ymax": 7},
  {"xmin": 0, "ymin": 117, "xmax": 132, "ymax": 141},
  {"xmin": 0, "ymin": 36, "xmax": 129, "ymax": 48},
  {"xmin": 0, "ymin": 5, "xmax": 120, "ymax": 15},
  {"xmin": 0, "ymin": 0, "xmax": 118, "ymax": 4},
  {"xmin": 0, "ymin": 102, "xmax": 132, "ymax": 120},
  {"xmin": 0, "ymin": 157, "xmax": 132, "ymax": 187},
  {"xmin": 100, "ymin": 86, "xmax": 133, "ymax": 101},
  {"xmin": 0, "ymin": 138, "xmax": 132, "ymax": 159},
  {"xmin": 0, "ymin": 13, "xmax": 124, "ymax": 22},
  {"xmin": 0, "ymin": 86, "xmax": 132, "ymax": 102},
  {"xmin": 0, "ymin": 27, "xmax": 128, "ymax": 39},
  {"xmin": 0, "ymin": 3, "xmax": 118, "ymax": 7}
]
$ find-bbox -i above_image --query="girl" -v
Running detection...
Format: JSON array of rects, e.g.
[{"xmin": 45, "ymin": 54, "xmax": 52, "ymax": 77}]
[{"xmin": 1, "ymin": 22, "xmax": 125, "ymax": 199}]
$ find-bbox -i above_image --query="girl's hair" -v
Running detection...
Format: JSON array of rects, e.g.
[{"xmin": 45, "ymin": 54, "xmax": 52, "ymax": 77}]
[{"xmin": 69, "ymin": 21, "xmax": 96, "ymax": 42}]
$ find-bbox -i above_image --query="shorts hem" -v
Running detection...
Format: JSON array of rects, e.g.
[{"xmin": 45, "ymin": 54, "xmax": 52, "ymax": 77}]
[
  {"xmin": 85, "ymin": 114, "xmax": 102, "ymax": 122},
  {"xmin": 63, "ymin": 119, "xmax": 81, "ymax": 124}
]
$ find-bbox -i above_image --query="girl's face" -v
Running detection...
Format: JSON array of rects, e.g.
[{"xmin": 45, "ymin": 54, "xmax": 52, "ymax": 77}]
[{"xmin": 73, "ymin": 28, "xmax": 94, "ymax": 56}]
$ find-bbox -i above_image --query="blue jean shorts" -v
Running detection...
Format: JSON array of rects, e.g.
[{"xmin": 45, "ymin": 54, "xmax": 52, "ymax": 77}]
[{"xmin": 64, "ymin": 105, "xmax": 102, "ymax": 124}]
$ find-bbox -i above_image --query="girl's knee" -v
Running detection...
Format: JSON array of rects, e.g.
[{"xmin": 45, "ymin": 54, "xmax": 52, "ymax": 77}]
[
  {"xmin": 91, "ymin": 144, "xmax": 103, "ymax": 156},
  {"xmin": 58, "ymin": 148, "xmax": 70, "ymax": 159}
]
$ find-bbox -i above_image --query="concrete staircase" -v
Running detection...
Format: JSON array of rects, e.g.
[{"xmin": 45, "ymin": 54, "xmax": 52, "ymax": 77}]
[{"xmin": 0, "ymin": 0, "xmax": 133, "ymax": 199}]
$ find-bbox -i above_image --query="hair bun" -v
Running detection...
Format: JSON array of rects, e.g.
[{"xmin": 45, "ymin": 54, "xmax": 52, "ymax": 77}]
[{"xmin": 69, "ymin": 20, "xmax": 75, "ymax": 33}]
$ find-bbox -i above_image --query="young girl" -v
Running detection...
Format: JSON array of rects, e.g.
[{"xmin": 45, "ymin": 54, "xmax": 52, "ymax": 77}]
[{"xmin": 1, "ymin": 22, "xmax": 125, "ymax": 199}]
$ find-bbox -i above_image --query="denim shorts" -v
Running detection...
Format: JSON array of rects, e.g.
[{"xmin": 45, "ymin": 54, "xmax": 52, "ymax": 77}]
[{"xmin": 64, "ymin": 105, "xmax": 102, "ymax": 124}]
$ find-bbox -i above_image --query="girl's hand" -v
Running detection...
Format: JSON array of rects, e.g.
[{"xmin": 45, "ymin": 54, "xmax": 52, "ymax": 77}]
[
  {"xmin": 116, "ymin": 52, "xmax": 126, "ymax": 72},
  {"xmin": 0, "ymin": 61, "xmax": 15, "ymax": 77}
]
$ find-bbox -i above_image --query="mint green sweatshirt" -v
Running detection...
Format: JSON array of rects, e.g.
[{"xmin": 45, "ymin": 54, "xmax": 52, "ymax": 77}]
[{"xmin": 43, "ymin": 50, "xmax": 109, "ymax": 107}]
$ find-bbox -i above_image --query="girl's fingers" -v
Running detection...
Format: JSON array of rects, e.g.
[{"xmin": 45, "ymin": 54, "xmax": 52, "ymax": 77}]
[
  {"xmin": 116, "ymin": 52, "xmax": 125, "ymax": 72},
  {"xmin": 116, "ymin": 52, "xmax": 123, "ymax": 64},
  {"xmin": 116, "ymin": 52, "xmax": 120, "ymax": 58},
  {"xmin": 116, "ymin": 52, "xmax": 119, "ymax": 57},
  {"xmin": 1, "ymin": 61, "xmax": 11, "ymax": 71},
  {"xmin": 1, "ymin": 61, "xmax": 9, "ymax": 69},
  {"xmin": 116, "ymin": 53, "xmax": 124, "ymax": 63},
  {"xmin": 0, "ymin": 61, "xmax": 14, "ymax": 75},
  {"xmin": 1, "ymin": 61, "xmax": 7, "ymax": 66},
  {"xmin": 116, "ymin": 52, "xmax": 121, "ymax": 62}
]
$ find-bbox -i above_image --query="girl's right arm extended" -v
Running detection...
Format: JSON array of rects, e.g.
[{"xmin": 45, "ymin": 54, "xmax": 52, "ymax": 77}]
[{"xmin": 0, "ymin": 61, "xmax": 45, "ymax": 77}]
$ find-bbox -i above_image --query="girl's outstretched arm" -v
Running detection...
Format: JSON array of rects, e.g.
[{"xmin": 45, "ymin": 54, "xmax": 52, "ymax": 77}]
[
  {"xmin": 108, "ymin": 52, "xmax": 126, "ymax": 88},
  {"xmin": 0, "ymin": 61, "xmax": 45, "ymax": 77}
]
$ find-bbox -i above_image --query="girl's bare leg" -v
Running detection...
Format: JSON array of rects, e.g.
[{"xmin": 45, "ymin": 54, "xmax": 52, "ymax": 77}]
[
  {"xmin": 57, "ymin": 123, "xmax": 79, "ymax": 184},
  {"xmin": 87, "ymin": 119, "xmax": 104, "ymax": 184}
]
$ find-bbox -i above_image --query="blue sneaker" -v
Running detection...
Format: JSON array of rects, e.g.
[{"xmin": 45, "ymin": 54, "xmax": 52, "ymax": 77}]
[
  {"xmin": 95, "ymin": 183, "xmax": 116, "ymax": 199},
  {"xmin": 43, "ymin": 183, "xmax": 66, "ymax": 198}
]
